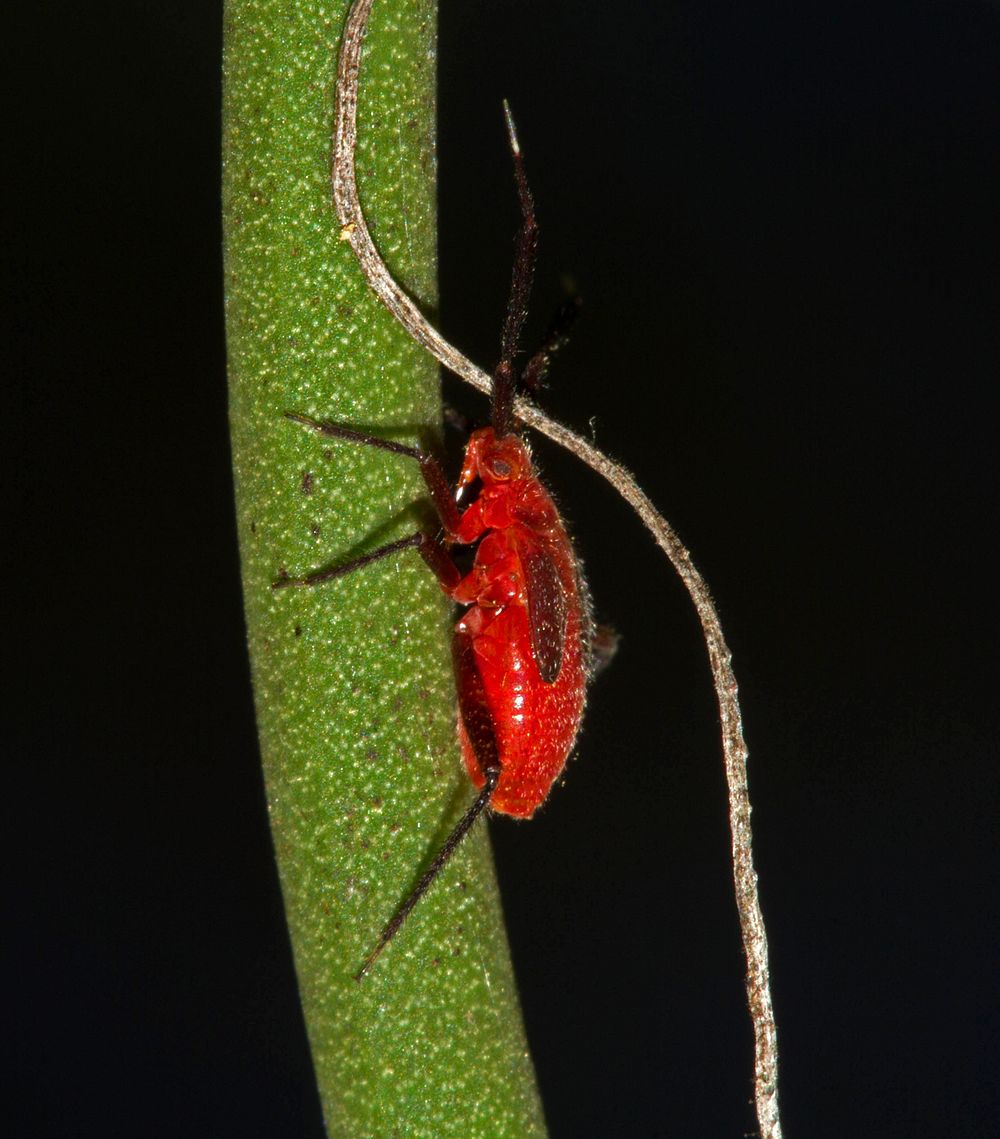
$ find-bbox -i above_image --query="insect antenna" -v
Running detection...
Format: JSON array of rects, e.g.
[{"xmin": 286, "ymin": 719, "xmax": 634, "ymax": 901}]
[
  {"xmin": 355, "ymin": 764, "xmax": 501, "ymax": 980},
  {"xmin": 520, "ymin": 293, "xmax": 583, "ymax": 396},
  {"xmin": 491, "ymin": 101, "xmax": 538, "ymax": 439}
]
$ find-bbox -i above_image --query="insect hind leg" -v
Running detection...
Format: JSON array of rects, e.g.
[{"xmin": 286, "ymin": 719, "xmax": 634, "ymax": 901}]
[{"xmin": 355, "ymin": 763, "xmax": 501, "ymax": 981}]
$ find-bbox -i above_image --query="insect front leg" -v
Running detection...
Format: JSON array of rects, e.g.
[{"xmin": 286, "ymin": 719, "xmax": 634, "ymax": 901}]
[
  {"xmin": 273, "ymin": 411, "xmax": 472, "ymax": 590},
  {"xmin": 282, "ymin": 412, "xmax": 463, "ymax": 536}
]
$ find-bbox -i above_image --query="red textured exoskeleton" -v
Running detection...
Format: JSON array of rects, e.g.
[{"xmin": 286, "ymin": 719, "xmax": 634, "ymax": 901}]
[{"xmin": 275, "ymin": 104, "xmax": 601, "ymax": 978}]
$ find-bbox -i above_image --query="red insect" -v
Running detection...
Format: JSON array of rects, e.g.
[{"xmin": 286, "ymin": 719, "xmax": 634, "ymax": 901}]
[{"xmin": 275, "ymin": 105, "xmax": 599, "ymax": 978}]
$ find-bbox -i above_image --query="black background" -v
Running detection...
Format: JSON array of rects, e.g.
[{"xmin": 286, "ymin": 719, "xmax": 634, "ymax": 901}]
[{"xmin": 8, "ymin": 2, "xmax": 998, "ymax": 1136}]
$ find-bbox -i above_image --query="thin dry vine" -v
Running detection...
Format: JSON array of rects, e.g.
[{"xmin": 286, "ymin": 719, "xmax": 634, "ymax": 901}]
[{"xmin": 333, "ymin": 2, "xmax": 783, "ymax": 1135}]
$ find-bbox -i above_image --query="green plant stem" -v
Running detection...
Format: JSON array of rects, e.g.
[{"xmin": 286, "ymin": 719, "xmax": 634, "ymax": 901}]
[{"xmin": 223, "ymin": 2, "xmax": 547, "ymax": 1134}]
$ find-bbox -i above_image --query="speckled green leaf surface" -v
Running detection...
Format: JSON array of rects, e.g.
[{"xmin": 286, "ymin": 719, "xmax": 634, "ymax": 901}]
[{"xmin": 223, "ymin": 2, "xmax": 546, "ymax": 1135}]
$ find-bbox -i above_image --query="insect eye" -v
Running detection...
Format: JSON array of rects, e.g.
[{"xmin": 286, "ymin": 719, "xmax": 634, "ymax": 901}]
[{"xmin": 488, "ymin": 457, "xmax": 512, "ymax": 479}]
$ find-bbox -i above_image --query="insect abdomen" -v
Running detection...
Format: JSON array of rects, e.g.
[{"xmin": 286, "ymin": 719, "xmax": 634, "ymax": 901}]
[{"xmin": 455, "ymin": 524, "xmax": 587, "ymax": 818}]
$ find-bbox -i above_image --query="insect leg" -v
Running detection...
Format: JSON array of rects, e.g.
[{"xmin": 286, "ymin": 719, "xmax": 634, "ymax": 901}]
[
  {"xmin": 273, "ymin": 530, "xmax": 461, "ymax": 592},
  {"xmin": 284, "ymin": 412, "xmax": 461, "ymax": 534},
  {"xmin": 355, "ymin": 763, "xmax": 501, "ymax": 981}
]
